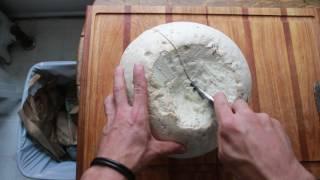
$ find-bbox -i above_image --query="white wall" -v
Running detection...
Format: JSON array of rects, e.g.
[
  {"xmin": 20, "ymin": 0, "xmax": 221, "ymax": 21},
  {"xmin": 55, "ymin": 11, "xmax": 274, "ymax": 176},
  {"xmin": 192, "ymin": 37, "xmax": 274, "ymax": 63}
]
[{"xmin": 0, "ymin": 0, "xmax": 93, "ymax": 18}]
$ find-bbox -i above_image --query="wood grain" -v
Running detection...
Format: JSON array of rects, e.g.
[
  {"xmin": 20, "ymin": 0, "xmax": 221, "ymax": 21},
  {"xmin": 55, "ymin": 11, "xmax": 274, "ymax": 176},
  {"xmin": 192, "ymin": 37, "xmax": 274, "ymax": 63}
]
[
  {"xmin": 94, "ymin": 0, "xmax": 320, "ymax": 7},
  {"xmin": 78, "ymin": 6, "xmax": 320, "ymax": 179},
  {"xmin": 287, "ymin": 15, "xmax": 320, "ymax": 159},
  {"xmin": 303, "ymin": 162, "xmax": 320, "ymax": 178},
  {"xmin": 77, "ymin": 6, "xmax": 93, "ymax": 180}
]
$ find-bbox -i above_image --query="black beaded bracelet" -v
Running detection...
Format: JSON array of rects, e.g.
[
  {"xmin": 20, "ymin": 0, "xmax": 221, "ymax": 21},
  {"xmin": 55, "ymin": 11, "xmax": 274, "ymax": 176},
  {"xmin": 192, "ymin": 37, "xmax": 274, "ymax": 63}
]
[{"xmin": 90, "ymin": 157, "xmax": 135, "ymax": 180}]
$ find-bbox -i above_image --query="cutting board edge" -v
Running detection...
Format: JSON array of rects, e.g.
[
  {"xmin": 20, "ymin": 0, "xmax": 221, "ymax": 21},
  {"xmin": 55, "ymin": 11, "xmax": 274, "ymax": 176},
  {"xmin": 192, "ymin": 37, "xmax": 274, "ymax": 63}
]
[{"xmin": 89, "ymin": 5, "xmax": 318, "ymax": 17}]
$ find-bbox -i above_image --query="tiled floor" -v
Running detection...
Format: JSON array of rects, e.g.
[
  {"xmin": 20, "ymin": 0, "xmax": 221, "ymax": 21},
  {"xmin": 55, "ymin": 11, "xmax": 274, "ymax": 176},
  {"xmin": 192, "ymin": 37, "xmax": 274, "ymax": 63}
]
[{"xmin": 0, "ymin": 18, "xmax": 83, "ymax": 180}]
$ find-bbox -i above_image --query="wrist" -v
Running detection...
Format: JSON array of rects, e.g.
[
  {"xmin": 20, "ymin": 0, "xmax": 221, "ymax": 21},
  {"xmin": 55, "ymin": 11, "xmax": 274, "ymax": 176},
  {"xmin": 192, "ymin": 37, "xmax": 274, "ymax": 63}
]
[
  {"xmin": 97, "ymin": 151, "xmax": 137, "ymax": 172},
  {"xmin": 98, "ymin": 136, "xmax": 138, "ymax": 171},
  {"xmin": 273, "ymin": 160, "xmax": 315, "ymax": 180},
  {"xmin": 81, "ymin": 166, "xmax": 125, "ymax": 180},
  {"xmin": 287, "ymin": 162, "xmax": 315, "ymax": 180}
]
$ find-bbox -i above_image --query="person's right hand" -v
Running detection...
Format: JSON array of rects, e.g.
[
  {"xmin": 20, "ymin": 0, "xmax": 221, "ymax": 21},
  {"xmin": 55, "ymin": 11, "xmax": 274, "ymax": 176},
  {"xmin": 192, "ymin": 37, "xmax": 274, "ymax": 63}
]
[{"xmin": 213, "ymin": 92, "xmax": 315, "ymax": 180}]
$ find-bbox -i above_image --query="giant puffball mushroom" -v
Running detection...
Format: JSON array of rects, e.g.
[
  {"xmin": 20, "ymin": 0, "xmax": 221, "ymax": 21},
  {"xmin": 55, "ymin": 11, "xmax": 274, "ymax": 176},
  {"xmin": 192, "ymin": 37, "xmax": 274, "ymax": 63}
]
[{"xmin": 120, "ymin": 22, "xmax": 252, "ymax": 158}]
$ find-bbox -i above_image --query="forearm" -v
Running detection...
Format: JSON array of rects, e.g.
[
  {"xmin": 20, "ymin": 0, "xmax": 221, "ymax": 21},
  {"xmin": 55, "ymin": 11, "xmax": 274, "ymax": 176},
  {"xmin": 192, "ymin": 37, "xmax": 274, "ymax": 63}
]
[{"xmin": 81, "ymin": 166, "xmax": 125, "ymax": 180}]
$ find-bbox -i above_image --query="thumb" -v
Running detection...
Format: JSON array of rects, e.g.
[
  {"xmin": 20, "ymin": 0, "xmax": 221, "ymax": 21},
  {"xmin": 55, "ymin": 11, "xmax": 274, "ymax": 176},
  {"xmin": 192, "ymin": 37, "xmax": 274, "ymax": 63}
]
[
  {"xmin": 213, "ymin": 92, "xmax": 233, "ymax": 124},
  {"xmin": 152, "ymin": 140, "xmax": 186, "ymax": 156}
]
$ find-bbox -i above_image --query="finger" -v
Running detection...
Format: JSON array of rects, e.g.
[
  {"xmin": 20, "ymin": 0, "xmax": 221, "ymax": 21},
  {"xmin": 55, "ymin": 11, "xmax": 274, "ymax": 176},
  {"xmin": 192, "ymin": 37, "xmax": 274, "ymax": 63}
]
[
  {"xmin": 232, "ymin": 99, "xmax": 251, "ymax": 113},
  {"xmin": 271, "ymin": 118, "xmax": 292, "ymax": 147},
  {"xmin": 133, "ymin": 64, "xmax": 148, "ymax": 108},
  {"xmin": 213, "ymin": 92, "xmax": 234, "ymax": 124},
  {"xmin": 271, "ymin": 118, "xmax": 282, "ymax": 129},
  {"xmin": 151, "ymin": 140, "xmax": 186, "ymax": 155},
  {"xmin": 256, "ymin": 112, "xmax": 272, "ymax": 127},
  {"xmin": 271, "ymin": 118, "xmax": 285, "ymax": 136},
  {"xmin": 113, "ymin": 66, "xmax": 129, "ymax": 107},
  {"xmin": 104, "ymin": 94, "xmax": 116, "ymax": 126}
]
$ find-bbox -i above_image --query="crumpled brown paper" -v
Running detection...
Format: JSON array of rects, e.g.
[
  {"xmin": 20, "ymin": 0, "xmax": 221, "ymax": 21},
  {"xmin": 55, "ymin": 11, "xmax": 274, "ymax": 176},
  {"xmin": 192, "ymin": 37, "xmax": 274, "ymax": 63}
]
[{"xmin": 19, "ymin": 69, "xmax": 78, "ymax": 161}]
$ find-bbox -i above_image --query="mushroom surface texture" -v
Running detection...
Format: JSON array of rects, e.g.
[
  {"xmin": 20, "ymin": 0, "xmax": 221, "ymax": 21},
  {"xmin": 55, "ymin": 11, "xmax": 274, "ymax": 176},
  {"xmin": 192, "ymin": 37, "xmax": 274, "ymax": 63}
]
[{"xmin": 120, "ymin": 22, "xmax": 252, "ymax": 158}]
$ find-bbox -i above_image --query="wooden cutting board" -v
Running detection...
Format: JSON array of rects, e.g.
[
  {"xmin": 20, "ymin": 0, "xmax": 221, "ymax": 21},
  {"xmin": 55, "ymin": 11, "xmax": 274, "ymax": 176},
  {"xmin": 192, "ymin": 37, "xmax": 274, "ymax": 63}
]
[{"xmin": 77, "ymin": 5, "xmax": 320, "ymax": 179}]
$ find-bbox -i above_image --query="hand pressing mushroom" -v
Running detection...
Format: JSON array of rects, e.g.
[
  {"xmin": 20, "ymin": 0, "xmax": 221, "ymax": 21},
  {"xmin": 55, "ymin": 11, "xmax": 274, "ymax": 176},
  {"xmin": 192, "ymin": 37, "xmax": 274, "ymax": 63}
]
[
  {"xmin": 81, "ymin": 65, "xmax": 185, "ymax": 180},
  {"xmin": 120, "ymin": 22, "xmax": 252, "ymax": 158}
]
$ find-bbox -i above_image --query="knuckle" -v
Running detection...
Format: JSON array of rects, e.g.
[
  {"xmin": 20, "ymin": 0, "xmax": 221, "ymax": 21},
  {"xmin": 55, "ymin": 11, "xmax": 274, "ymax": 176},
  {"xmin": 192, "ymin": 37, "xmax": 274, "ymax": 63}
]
[
  {"xmin": 272, "ymin": 118, "xmax": 282, "ymax": 127},
  {"xmin": 116, "ymin": 108, "xmax": 129, "ymax": 118},
  {"xmin": 104, "ymin": 98, "xmax": 109, "ymax": 105},
  {"xmin": 104, "ymin": 95, "xmax": 112, "ymax": 103},
  {"xmin": 114, "ymin": 84, "xmax": 125, "ymax": 93},
  {"xmin": 106, "ymin": 110, "xmax": 114, "ymax": 119},
  {"xmin": 134, "ymin": 83, "xmax": 146, "ymax": 94},
  {"xmin": 220, "ymin": 118, "xmax": 234, "ymax": 129},
  {"xmin": 104, "ymin": 97, "xmax": 112, "ymax": 107},
  {"xmin": 272, "ymin": 118, "xmax": 279, "ymax": 124},
  {"xmin": 220, "ymin": 120, "xmax": 247, "ymax": 136},
  {"xmin": 257, "ymin": 113, "xmax": 272, "ymax": 127},
  {"xmin": 258, "ymin": 113, "xmax": 269, "ymax": 120},
  {"xmin": 241, "ymin": 109, "xmax": 253, "ymax": 116},
  {"xmin": 237, "ymin": 110, "xmax": 254, "ymax": 120},
  {"xmin": 220, "ymin": 119, "xmax": 240, "ymax": 134}
]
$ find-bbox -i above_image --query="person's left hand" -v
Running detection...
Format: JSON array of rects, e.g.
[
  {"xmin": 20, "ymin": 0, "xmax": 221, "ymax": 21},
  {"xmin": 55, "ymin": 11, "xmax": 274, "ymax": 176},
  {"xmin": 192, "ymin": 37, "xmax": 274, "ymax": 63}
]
[{"xmin": 96, "ymin": 64, "xmax": 185, "ymax": 172}]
